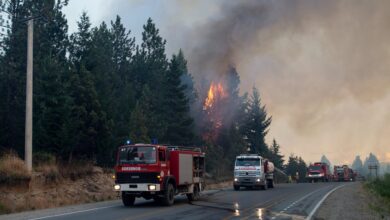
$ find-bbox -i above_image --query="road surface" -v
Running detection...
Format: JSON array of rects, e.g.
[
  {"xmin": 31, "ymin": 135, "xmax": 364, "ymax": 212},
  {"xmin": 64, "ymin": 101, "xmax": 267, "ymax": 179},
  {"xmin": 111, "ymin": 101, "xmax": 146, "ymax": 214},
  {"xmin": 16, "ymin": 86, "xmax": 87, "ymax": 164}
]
[{"xmin": 0, "ymin": 182, "xmax": 349, "ymax": 220}]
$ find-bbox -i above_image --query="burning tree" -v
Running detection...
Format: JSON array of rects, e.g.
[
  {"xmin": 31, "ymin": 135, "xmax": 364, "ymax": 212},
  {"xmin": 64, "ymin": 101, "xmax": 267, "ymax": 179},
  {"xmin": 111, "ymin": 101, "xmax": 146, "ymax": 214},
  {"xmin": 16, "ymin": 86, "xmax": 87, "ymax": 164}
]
[{"xmin": 200, "ymin": 66, "xmax": 242, "ymax": 143}]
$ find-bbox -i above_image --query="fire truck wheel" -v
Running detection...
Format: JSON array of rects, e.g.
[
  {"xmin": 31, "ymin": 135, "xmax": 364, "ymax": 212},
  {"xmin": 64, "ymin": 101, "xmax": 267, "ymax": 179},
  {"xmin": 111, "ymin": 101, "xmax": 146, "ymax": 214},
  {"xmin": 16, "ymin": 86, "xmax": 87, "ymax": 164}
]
[
  {"xmin": 233, "ymin": 185, "xmax": 240, "ymax": 191},
  {"xmin": 187, "ymin": 184, "xmax": 200, "ymax": 201},
  {"xmin": 162, "ymin": 183, "xmax": 175, "ymax": 206},
  {"xmin": 122, "ymin": 193, "xmax": 135, "ymax": 206}
]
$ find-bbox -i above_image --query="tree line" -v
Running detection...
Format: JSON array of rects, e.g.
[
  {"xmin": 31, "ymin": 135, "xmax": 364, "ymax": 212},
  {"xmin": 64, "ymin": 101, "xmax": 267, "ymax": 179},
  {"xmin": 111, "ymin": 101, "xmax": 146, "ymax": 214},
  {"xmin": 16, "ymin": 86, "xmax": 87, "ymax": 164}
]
[{"xmin": 0, "ymin": 1, "xmax": 302, "ymax": 177}]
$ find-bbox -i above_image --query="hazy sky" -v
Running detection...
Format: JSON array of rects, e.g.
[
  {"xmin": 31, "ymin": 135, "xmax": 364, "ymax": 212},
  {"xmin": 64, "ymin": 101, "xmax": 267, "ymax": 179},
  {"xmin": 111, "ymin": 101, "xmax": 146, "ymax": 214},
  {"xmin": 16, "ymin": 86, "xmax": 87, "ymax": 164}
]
[{"xmin": 63, "ymin": 0, "xmax": 390, "ymax": 165}]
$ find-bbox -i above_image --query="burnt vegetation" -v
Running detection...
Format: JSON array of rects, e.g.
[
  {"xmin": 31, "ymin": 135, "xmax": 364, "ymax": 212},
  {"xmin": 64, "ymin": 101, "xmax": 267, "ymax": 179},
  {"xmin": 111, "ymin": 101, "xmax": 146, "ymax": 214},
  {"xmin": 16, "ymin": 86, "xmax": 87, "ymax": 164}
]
[{"xmin": 0, "ymin": 0, "xmax": 288, "ymax": 178}]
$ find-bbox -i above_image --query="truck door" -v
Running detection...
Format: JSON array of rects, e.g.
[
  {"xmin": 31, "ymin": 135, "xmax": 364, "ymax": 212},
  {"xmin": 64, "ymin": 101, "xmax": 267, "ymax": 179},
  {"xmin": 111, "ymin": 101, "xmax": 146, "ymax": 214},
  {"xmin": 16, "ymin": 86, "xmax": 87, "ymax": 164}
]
[{"xmin": 158, "ymin": 149, "xmax": 168, "ymax": 176}]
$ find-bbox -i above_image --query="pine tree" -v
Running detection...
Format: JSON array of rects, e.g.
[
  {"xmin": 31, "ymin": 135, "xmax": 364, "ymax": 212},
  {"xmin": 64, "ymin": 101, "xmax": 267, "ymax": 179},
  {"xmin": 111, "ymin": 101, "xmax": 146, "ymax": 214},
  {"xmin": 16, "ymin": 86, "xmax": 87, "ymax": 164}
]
[
  {"xmin": 352, "ymin": 155, "xmax": 363, "ymax": 175},
  {"xmin": 269, "ymin": 139, "xmax": 284, "ymax": 169},
  {"xmin": 320, "ymin": 155, "xmax": 332, "ymax": 169},
  {"xmin": 31, "ymin": 0, "xmax": 70, "ymax": 155},
  {"xmin": 109, "ymin": 16, "xmax": 136, "ymax": 146},
  {"xmin": 162, "ymin": 50, "xmax": 194, "ymax": 144},
  {"xmin": 0, "ymin": 0, "xmax": 31, "ymax": 153},
  {"xmin": 65, "ymin": 12, "xmax": 110, "ymax": 163},
  {"xmin": 286, "ymin": 155, "xmax": 299, "ymax": 177},
  {"xmin": 129, "ymin": 102, "xmax": 149, "ymax": 143},
  {"xmin": 131, "ymin": 18, "xmax": 169, "ymax": 141},
  {"xmin": 242, "ymin": 86, "xmax": 272, "ymax": 155}
]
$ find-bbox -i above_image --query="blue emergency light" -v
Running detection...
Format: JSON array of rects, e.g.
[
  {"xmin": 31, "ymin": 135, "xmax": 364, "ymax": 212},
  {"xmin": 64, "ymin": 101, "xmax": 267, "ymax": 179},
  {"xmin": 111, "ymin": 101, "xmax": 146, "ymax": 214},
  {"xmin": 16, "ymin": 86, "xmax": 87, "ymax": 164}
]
[
  {"xmin": 151, "ymin": 138, "xmax": 158, "ymax": 144},
  {"xmin": 126, "ymin": 140, "xmax": 131, "ymax": 145}
]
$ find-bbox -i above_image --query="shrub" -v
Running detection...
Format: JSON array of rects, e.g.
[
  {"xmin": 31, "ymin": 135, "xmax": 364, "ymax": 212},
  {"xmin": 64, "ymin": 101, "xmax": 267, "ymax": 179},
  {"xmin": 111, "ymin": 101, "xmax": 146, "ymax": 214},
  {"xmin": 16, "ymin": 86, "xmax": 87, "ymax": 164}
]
[
  {"xmin": 0, "ymin": 153, "xmax": 31, "ymax": 184},
  {"xmin": 60, "ymin": 160, "xmax": 95, "ymax": 180},
  {"xmin": 33, "ymin": 152, "xmax": 56, "ymax": 166},
  {"xmin": 368, "ymin": 174, "xmax": 390, "ymax": 199}
]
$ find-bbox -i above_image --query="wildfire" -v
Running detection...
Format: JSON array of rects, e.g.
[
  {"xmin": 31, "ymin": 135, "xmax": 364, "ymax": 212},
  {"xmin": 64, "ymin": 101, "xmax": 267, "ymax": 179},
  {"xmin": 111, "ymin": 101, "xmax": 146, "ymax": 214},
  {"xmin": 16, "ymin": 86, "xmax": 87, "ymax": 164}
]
[
  {"xmin": 203, "ymin": 82, "xmax": 227, "ymax": 110},
  {"xmin": 202, "ymin": 81, "xmax": 228, "ymax": 142}
]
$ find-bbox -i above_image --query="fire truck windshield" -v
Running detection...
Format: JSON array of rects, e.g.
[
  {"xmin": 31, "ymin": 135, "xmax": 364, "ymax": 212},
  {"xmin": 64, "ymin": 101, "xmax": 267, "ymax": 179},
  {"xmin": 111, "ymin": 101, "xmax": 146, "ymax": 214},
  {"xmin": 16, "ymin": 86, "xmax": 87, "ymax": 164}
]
[
  {"xmin": 235, "ymin": 158, "xmax": 260, "ymax": 166},
  {"xmin": 309, "ymin": 165, "xmax": 321, "ymax": 170},
  {"xmin": 119, "ymin": 146, "xmax": 157, "ymax": 164}
]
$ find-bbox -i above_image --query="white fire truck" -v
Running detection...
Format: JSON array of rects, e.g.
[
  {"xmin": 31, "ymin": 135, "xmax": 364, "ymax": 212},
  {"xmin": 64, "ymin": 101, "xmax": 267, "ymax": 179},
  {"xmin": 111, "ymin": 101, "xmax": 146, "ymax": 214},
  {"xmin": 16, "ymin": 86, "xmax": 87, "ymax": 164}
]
[{"xmin": 233, "ymin": 154, "xmax": 275, "ymax": 190}]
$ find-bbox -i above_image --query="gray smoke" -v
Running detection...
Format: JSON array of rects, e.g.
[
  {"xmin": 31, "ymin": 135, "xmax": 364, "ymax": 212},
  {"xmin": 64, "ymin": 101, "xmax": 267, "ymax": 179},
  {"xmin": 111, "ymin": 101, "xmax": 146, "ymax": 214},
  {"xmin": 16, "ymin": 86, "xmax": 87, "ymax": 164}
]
[{"xmin": 182, "ymin": 0, "xmax": 390, "ymax": 164}]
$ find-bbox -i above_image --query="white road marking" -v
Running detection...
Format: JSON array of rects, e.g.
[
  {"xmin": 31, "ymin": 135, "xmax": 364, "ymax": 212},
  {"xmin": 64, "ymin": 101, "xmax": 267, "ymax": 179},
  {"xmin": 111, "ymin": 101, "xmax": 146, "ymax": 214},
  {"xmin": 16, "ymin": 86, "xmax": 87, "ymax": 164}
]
[
  {"xmin": 273, "ymin": 184, "xmax": 333, "ymax": 218},
  {"xmin": 305, "ymin": 184, "xmax": 347, "ymax": 220},
  {"xmin": 29, "ymin": 205, "xmax": 118, "ymax": 220}
]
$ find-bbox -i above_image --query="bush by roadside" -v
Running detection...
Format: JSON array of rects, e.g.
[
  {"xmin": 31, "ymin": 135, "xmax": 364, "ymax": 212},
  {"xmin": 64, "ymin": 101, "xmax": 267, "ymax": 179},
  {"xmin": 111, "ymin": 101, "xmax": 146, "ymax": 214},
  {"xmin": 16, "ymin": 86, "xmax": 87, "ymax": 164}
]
[
  {"xmin": 0, "ymin": 152, "xmax": 31, "ymax": 185},
  {"xmin": 365, "ymin": 174, "xmax": 390, "ymax": 215},
  {"xmin": 0, "ymin": 152, "xmax": 116, "ymax": 214}
]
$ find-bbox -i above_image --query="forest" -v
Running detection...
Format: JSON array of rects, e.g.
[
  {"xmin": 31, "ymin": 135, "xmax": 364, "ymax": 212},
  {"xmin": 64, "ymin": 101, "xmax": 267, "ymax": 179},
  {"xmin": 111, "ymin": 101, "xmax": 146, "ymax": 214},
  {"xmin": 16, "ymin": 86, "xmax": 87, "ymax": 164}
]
[{"xmin": 0, "ymin": 0, "xmax": 308, "ymax": 178}]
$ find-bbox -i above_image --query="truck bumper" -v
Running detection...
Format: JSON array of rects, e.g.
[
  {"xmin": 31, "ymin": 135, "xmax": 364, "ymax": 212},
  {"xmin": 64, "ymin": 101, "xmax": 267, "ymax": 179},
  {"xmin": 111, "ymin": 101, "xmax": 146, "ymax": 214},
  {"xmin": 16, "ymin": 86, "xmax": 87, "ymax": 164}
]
[
  {"xmin": 234, "ymin": 177, "xmax": 265, "ymax": 187},
  {"xmin": 114, "ymin": 183, "xmax": 161, "ymax": 192}
]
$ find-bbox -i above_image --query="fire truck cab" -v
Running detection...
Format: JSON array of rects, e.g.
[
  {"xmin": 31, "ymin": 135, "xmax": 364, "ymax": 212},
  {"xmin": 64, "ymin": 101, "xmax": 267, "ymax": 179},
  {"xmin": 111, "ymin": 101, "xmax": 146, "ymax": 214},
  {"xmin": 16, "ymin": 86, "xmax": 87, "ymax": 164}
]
[{"xmin": 114, "ymin": 144, "xmax": 205, "ymax": 206}]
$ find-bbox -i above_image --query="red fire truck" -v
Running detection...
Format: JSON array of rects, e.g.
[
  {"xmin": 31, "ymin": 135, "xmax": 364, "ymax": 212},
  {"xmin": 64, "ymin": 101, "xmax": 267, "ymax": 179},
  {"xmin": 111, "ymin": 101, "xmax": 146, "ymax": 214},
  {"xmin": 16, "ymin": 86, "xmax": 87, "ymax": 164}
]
[
  {"xmin": 114, "ymin": 144, "xmax": 205, "ymax": 206},
  {"xmin": 334, "ymin": 165, "xmax": 355, "ymax": 182},
  {"xmin": 306, "ymin": 162, "xmax": 331, "ymax": 182}
]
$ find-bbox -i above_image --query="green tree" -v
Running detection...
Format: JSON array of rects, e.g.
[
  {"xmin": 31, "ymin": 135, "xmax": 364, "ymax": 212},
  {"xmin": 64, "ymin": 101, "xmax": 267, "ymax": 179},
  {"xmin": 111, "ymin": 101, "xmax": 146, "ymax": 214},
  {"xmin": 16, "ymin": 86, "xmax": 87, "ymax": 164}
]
[
  {"xmin": 297, "ymin": 157, "xmax": 307, "ymax": 182},
  {"xmin": 268, "ymin": 139, "xmax": 284, "ymax": 169},
  {"xmin": 109, "ymin": 16, "xmax": 136, "ymax": 146},
  {"xmin": 66, "ymin": 13, "xmax": 111, "ymax": 163},
  {"xmin": 162, "ymin": 50, "xmax": 194, "ymax": 144},
  {"xmin": 131, "ymin": 18, "xmax": 169, "ymax": 141},
  {"xmin": 0, "ymin": 0, "xmax": 27, "ymax": 153},
  {"xmin": 352, "ymin": 155, "xmax": 363, "ymax": 175},
  {"xmin": 129, "ymin": 102, "xmax": 149, "ymax": 143},
  {"xmin": 242, "ymin": 87, "xmax": 272, "ymax": 155}
]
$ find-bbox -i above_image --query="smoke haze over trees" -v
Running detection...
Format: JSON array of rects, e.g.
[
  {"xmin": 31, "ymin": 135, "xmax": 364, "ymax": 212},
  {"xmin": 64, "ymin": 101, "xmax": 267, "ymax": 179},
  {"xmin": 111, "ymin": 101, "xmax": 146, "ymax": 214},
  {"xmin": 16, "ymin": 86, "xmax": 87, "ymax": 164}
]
[
  {"xmin": 0, "ymin": 0, "xmax": 294, "ymax": 176},
  {"xmin": 88, "ymin": 0, "xmax": 390, "ymax": 165}
]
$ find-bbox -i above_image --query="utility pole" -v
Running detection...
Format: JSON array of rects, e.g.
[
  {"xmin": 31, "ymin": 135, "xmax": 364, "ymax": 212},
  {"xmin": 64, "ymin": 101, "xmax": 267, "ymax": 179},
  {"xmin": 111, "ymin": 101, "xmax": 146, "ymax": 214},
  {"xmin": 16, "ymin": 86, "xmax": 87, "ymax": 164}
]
[{"xmin": 25, "ymin": 18, "xmax": 33, "ymax": 172}]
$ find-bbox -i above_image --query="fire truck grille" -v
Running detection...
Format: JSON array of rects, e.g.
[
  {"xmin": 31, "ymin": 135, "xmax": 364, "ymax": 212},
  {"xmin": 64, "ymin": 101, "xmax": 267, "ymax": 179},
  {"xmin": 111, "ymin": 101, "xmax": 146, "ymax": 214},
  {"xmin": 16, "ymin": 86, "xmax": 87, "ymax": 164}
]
[{"xmin": 116, "ymin": 172, "xmax": 160, "ymax": 184}]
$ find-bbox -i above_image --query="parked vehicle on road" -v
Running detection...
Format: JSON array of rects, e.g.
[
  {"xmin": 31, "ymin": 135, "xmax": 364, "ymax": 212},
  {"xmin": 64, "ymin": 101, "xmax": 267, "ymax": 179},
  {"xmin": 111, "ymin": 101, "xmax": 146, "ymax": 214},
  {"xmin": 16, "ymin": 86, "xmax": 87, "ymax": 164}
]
[
  {"xmin": 233, "ymin": 154, "xmax": 274, "ymax": 190},
  {"xmin": 114, "ymin": 143, "xmax": 205, "ymax": 206},
  {"xmin": 334, "ymin": 165, "xmax": 355, "ymax": 182},
  {"xmin": 306, "ymin": 162, "xmax": 331, "ymax": 182}
]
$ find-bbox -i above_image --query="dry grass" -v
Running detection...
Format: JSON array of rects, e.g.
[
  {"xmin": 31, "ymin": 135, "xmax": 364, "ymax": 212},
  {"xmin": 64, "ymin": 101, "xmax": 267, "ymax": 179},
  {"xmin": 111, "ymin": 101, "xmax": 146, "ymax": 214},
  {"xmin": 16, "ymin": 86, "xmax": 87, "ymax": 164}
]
[
  {"xmin": 0, "ymin": 153, "xmax": 31, "ymax": 184},
  {"xmin": 59, "ymin": 160, "xmax": 96, "ymax": 180}
]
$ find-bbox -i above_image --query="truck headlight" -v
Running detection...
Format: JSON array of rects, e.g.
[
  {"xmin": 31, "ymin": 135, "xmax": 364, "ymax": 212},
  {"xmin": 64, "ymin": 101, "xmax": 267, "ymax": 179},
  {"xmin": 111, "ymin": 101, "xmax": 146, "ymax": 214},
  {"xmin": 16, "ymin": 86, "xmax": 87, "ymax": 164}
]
[
  {"xmin": 256, "ymin": 178, "xmax": 260, "ymax": 182},
  {"xmin": 234, "ymin": 178, "xmax": 238, "ymax": 182},
  {"xmin": 148, "ymin": 185, "xmax": 156, "ymax": 191},
  {"xmin": 114, "ymin": 184, "xmax": 121, "ymax": 190}
]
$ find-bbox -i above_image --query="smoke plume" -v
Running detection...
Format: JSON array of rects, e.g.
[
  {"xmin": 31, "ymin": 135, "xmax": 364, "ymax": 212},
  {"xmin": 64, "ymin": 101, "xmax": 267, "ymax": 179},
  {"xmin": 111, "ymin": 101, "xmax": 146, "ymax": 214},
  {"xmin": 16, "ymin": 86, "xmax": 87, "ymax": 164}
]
[{"xmin": 182, "ymin": 0, "xmax": 390, "ymax": 164}]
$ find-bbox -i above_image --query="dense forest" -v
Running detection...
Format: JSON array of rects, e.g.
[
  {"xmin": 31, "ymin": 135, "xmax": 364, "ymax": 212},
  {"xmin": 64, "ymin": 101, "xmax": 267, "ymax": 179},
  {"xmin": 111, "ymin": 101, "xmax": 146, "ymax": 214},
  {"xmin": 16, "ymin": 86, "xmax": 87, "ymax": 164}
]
[{"xmin": 0, "ymin": 0, "xmax": 306, "ymax": 177}]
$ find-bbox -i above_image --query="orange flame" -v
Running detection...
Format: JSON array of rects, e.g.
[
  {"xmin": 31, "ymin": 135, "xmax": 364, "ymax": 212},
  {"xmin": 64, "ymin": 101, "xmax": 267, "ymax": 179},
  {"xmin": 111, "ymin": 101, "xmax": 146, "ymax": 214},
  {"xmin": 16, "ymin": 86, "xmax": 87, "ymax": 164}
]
[{"xmin": 204, "ymin": 82, "xmax": 227, "ymax": 110}]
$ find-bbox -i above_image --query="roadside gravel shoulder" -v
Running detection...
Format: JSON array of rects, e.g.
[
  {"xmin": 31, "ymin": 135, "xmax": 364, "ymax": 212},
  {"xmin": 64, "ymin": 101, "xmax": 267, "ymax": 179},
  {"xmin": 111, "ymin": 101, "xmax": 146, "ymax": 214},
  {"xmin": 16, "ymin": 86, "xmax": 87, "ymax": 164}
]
[{"xmin": 314, "ymin": 182, "xmax": 389, "ymax": 220}]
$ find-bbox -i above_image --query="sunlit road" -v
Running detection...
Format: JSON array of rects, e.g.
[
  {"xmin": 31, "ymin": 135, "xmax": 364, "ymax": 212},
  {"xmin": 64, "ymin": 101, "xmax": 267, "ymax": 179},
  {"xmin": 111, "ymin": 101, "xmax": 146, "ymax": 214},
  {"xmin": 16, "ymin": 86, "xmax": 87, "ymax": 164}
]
[{"xmin": 0, "ymin": 182, "xmax": 350, "ymax": 220}]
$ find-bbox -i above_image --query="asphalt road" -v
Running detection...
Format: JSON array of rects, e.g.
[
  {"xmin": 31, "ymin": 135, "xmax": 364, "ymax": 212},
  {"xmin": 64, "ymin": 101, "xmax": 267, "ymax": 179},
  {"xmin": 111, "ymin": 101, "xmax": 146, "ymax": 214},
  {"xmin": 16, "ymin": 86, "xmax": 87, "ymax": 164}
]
[{"xmin": 0, "ymin": 182, "xmax": 349, "ymax": 220}]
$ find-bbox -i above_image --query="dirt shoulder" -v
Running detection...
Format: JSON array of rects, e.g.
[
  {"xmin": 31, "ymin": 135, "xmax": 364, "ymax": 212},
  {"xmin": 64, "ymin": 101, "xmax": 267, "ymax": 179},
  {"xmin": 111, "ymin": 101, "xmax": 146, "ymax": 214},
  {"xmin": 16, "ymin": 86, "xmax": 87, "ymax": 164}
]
[
  {"xmin": 0, "ymin": 171, "xmax": 230, "ymax": 215},
  {"xmin": 314, "ymin": 182, "xmax": 390, "ymax": 220},
  {"xmin": 0, "ymin": 167, "xmax": 116, "ymax": 214}
]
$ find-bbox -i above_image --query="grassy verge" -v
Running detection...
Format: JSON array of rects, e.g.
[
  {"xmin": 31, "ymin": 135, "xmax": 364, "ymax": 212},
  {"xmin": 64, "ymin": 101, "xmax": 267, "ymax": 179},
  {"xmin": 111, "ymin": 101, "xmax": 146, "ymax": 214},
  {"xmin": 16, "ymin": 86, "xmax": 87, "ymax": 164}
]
[
  {"xmin": 365, "ymin": 174, "xmax": 390, "ymax": 216},
  {"xmin": 0, "ymin": 153, "xmax": 31, "ymax": 185}
]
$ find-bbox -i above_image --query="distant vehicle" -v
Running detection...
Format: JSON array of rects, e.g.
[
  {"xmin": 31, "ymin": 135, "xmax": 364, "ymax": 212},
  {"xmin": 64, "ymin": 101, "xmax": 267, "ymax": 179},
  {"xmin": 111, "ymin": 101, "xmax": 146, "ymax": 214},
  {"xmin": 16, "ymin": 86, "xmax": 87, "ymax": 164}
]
[
  {"xmin": 306, "ymin": 162, "xmax": 331, "ymax": 182},
  {"xmin": 233, "ymin": 154, "xmax": 274, "ymax": 190},
  {"xmin": 334, "ymin": 165, "xmax": 355, "ymax": 182},
  {"xmin": 114, "ymin": 144, "xmax": 205, "ymax": 206}
]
